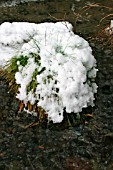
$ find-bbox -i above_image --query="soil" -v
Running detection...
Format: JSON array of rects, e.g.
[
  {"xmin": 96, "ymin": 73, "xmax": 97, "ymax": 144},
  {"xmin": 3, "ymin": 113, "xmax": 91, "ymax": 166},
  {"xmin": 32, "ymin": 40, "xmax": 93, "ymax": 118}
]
[{"xmin": 0, "ymin": 0, "xmax": 113, "ymax": 170}]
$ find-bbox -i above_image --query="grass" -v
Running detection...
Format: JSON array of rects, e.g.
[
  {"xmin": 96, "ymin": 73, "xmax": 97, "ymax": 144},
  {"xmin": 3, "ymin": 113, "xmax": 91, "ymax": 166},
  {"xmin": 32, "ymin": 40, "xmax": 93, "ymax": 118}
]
[
  {"xmin": 2, "ymin": 52, "xmax": 49, "ymax": 126},
  {"xmin": 27, "ymin": 68, "xmax": 38, "ymax": 93}
]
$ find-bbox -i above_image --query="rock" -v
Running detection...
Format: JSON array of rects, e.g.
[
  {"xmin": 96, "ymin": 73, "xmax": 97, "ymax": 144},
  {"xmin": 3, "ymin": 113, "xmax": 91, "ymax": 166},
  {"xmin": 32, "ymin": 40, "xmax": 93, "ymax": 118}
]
[
  {"xmin": 66, "ymin": 157, "xmax": 92, "ymax": 170},
  {"xmin": 103, "ymin": 133, "xmax": 113, "ymax": 145},
  {"xmin": 102, "ymin": 84, "xmax": 111, "ymax": 94}
]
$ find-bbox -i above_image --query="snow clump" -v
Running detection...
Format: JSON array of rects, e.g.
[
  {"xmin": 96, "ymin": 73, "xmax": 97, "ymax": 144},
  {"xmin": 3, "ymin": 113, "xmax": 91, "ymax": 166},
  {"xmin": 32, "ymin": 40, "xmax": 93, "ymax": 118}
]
[{"xmin": 0, "ymin": 21, "xmax": 98, "ymax": 123}]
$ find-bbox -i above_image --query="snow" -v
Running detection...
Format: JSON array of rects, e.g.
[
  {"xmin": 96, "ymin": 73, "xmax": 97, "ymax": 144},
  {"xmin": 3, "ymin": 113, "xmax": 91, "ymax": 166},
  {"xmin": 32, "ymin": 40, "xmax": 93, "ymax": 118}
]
[
  {"xmin": 0, "ymin": 0, "xmax": 43, "ymax": 7},
  {"xmin": 111, "ymin": 20, "xmax": 113, "ymax": 28},
  {"xmin": 0, "ymin": 21, "xmax": 98, "ymax": 123},
  {"xmin": 106, "ymin": 20, "xmax": 113, "ymax": 34}
]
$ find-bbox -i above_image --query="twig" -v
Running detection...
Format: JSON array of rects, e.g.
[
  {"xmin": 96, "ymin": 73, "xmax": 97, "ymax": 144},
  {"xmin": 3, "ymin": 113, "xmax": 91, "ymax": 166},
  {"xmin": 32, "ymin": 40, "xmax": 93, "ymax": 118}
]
[
  {"xmin": 99, "ymin": 14, "xmax": 113, "ymax": 23},
  {"xmin": 48, "ymin": 13, "xmax": 67, "ymax": 21}
]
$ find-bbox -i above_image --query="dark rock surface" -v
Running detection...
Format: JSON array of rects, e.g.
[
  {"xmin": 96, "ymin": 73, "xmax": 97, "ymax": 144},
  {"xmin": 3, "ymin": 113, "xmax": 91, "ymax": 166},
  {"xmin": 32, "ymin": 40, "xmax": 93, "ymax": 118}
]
[{"xmin": 0, "ymin": 0, "xmax": 113, "ymax": 170}]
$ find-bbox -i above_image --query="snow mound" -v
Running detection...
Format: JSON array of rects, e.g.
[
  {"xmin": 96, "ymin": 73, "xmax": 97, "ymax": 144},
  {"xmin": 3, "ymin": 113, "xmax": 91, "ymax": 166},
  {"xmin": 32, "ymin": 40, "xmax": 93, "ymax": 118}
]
[{"xmin": 0, "ymin": 21, "xmax": 98, "ymax": 123}]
